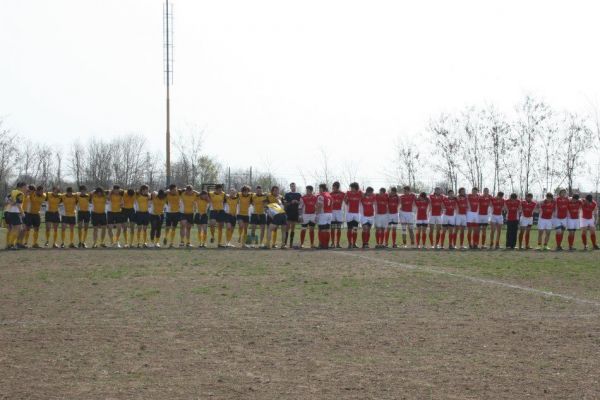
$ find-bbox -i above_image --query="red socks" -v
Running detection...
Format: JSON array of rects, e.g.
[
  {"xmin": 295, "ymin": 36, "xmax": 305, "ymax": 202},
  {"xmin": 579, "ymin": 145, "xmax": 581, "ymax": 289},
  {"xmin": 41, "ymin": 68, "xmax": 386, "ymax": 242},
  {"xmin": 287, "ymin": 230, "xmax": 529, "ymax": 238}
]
[
  {"xmin": 568, "ymin": 233, "xmax": 574, "ymax": 247},
  {"xmin": 459, "ymin": 231, "xmax": 464, "ymax": 246},
  {"xmin": 309, "ymin": 230, "xmax": 315, "ymax": 246},
  {"xmin": 591, "ymin": 232, "xmax": 597, "ymax": 247},
  {"xmin": 556, "ymin": 232, "xmax": 563, "ymax": 247}
]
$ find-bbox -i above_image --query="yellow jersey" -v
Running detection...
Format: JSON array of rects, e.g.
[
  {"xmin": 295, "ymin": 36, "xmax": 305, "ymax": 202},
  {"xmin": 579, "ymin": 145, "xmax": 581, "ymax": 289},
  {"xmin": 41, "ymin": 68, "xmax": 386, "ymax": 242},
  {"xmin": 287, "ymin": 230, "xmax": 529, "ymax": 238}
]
[
  {"xmin": 28, "ymin": 193, "xmax": 46, "ymax": 214},
  {"xmin": 60, "ymin": 194, "xmax": 78, "ymax": 217},
  {"xmin": 109, "ymin": 191, "xmax": 123, "ymax": 212},
  {"xmin": 136, "ymin": 193, "xmax": 150, "ymax": 213},
  {"xmin": 77, "ymin": 193, "xmax": 91, "ymax": 212},
  {"xmin": 238, "ymin": 193, "xmax": 252, "ymax": 216},
  {"xmin": 22, "ymin": 194, "xmax": 30, "ymax": 214},
  {"xmin": 252, "ymin": 193, "xmax": 266, "ymax": 214},
  {"xmin": 266, "ymin": 202, "xmax": 285, "ymax": 216},
  {"xmin": 46, "ymin": 192, "xmax": 61, "ymax": 213},
  {"xmin": 91, "ymin": 193, "xmax": 107, "ymax": 214},
  {"xmin": 267, "ymin": 193, "xmax": 280, "ymax": 204},
  {"xmin": 152, "ymin": 195, "xmax": 166, "ymax": 215},
  {"xmin": 123, "ymin": 192, "xmax": 136, "ymax": 209},
  {"xmin": 8, "ymin": 189, "xmax": 25, "ymax": 213},
  {"xmin": 226, "ymin": 195, "xmax": 239, "ymax": 216},
  {"xmin": 209, "ymin": 191, "xmax": 225, "ymax": 211},
  {"xmin": 166, "ymin": 192, "xmax": 181, "ymax": 213},
  {"xmin": 195, "ymin": 196, "xmax": 209, "ymax": 214},
  {"xmin": 181, "ymin": 192, "xmax": 197, "ymax": 214}
]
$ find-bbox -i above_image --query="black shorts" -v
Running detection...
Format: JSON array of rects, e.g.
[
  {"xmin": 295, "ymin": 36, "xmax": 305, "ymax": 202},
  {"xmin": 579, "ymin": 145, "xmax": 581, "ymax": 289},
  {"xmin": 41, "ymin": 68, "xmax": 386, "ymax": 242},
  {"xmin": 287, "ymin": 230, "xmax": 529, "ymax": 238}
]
[
  {"xmin": 77, "ymin": 211, "xmax": 91, "ymax": 223},
  {"xmin": 286, "ymin": 210, "xmax": 299, "ymax": 222},
  {"xmin": 250, "ymin": 213, "xmax": 266, "ymax": 225},
  {"xmin": 416, "ymin": 223, "xmax": 428, "ymax": 227},
  {"xmin": 122, "ymin": 208, "xmax": 135, "ymax": 223},
  {"xmin": 194, "ymin": 213, "xmax": 208, "ymax": 225},
  {"xmin": 45, "ymin": 211, "xmax": 61, "ymax": 224},
  {"xmin": 136, "ymin": 211, "xmax": 150, "ymax": 226},
  {"xmin": 62, "ymin": 216, "xmax": 76, "ymax": 225},
  {"xmin": 227, "ymin": 214, "xmax": 237, "ymax": 226},
  {"xmin": 24, "ymin": 213, "xmax": 41, "ymax": 228},
  {"xmin": 150, "ymin": 214, "xmax": 164, "ymax": 226},
  {"xmin": 5, "ymin": 212, "xmax": 22, "ymax": 226},
  {"xmin": 301, "ymin": 221, "xmax": 316, "ymax": 228},
  {"xmin": 107, "ymin": 211, "xmax": 123, "ymax": 225},
  {"xmin": 209, "ymin": 210, "xmax": 227, "ymax": 223},
  {"xmin": 271, "ymin": 213, "xmax": 287, "ymax": 226},
  {"xmin": 180, "ymin": 213, "xmax": 194, "ymax": 223},
  {"xmin": 165, "ymin": 212, "xmax": 180, "ymax": 227},
  {"xmin": 237, "ymin": 215, "xmax": 249, "ymax": 223},
  {"xmin": 92, "ymin": 213, "xmax": 107, "ymax": 227}
]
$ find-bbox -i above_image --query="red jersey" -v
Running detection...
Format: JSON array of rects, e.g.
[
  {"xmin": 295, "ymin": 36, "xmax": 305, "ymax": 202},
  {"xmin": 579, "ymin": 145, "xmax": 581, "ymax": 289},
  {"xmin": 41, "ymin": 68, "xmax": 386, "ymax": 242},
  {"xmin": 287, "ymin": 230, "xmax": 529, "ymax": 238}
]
[
  {"xmin": 301, "ymin": 194, "xmax": 318, "ymax": 214},
  {"xmin": 505, "ymin": 199, "xmax": 520, "ymax": 221},
  {"xmin": 429, "ymin": 194, "xmax": 444, "ymax": 216},
  {"xmin": 442, "ymin": 197, "xmax": 457, "ymax": 216},
  {"xmin": 521, "ymin": 200, "xmax": 536, "ymax": 218},
  {"xmin": 415, "ymin": 198, "xmax": 429, "ymax": 220},
  {"xmin": 399, "ymin": 193, "xmax": 416, "ymax": 212},
  {"xmin": 491, "ymin": 197, "xmax": 504, "ymax": 216},
  {"xmin": 456, "ymin": 196, "xmax": 468, "ymax": 215},
  {"xmin": 361, "ymin": 194, "xmax": 375, "ymax": 217},
  {"xmin": 478, "ymin": 194, "xmax": 492, "ymax": 216},
  {"xmin": 567, "ymin": 200, "xmax": 582, "ymax": 219},
  {"xmin": 345, "ymin": 191, "xmax": 363, "ymax": 213},
  {"xmin": 582, "ymin": 201, "xmax": 597, "ymax": 219},
  {"xmin": 555, "ymin": 197, "xmax": 569, "ymax": 219},
  {"xmin": 318, "ymin": 192, "xmax": 333, "ymax": 213},
  {"xmin": 330, "ymin": 191, "xmax": 345, "ymax": 211},
  {"xmin": 387, "ymin": 194, "xmax": 399, "ymax": 214},
  {"xmin": 467, "ymin": 194, "xmax": 479, "ymax": 212},
  {"xmin": 539, "ymin": 200, "xmax": 555, "ymax": 219},
  {"xmin": 375, "ymin": 193, "xmax": 389, "ymax": 214}
]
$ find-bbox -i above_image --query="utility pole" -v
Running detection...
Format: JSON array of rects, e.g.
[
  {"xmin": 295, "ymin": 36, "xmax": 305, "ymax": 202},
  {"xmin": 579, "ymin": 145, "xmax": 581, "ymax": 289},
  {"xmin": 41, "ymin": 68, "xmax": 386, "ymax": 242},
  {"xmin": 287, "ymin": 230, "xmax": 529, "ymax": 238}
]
[{"xmin": 163, "ymin": 0, "xmax": 174, "ymax": 186}]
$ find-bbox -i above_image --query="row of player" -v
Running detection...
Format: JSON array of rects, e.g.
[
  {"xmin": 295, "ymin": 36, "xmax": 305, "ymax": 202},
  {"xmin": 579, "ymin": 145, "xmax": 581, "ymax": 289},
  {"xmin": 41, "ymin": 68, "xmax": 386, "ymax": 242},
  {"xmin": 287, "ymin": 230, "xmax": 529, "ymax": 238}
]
[{"xmin": 3, "ymin": 181, "xmax": 599, "ymax": 251}]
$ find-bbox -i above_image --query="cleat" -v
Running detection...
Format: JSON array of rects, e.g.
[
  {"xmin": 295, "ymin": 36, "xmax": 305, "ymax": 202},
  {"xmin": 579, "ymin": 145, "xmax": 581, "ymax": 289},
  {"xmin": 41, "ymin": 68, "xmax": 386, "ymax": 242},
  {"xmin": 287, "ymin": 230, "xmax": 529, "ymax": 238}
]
[
  {"xmin": 81, "ymin": 243, "xmax": 87, "ymax": 249},
  {"xmin": 593, "ymin": 245, "xmax": 600, "ymax": 250},
  {"xmin": 155, "ymin": 243, "xmax": 161, "ymax": 248},
  {"xmin": 32, "ymin": 244, "xmax": 41, "ymax": 249},
  {"xmin": 568, "ymin": 246, "xmax": 576, "ymax": 251},
  {"xmin": 44, "ymin": 242, "xmax": 49, "ymax": 247},
  {"xmin": 53, "ymin": 244, "xmax": 59, "ymax": 249},
  {"xmin": 555, "ymin": 246, "xmax": 563, "ymax": 252},
  {"xmin": 68, "ymin": 243, "xmax": 76, "ymax": 249},
  {"xmin": 115, "ymin": 243, "xmax": 122, "ymax": 249},
  {"xmin": 60, "ymin": 243, "xmax": 65, "ymax": 249},
  {"xmin": 210, "ymin": 237, "xmax": 215, "ymax": 244},
  {"xmin": 100, "ymin": 244, "xmax": 107, "ymax": 248},
  {"xmin": 17, "ymin": 244, "xmax": 27, "ymax": 249}
]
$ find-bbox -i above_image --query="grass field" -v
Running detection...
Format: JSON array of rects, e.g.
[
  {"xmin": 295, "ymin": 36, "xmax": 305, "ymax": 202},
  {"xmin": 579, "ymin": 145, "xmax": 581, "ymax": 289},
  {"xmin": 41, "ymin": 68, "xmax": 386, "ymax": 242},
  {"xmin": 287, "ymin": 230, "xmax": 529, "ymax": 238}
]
[{"xmin": 1, "ymin": 227, "xmax": 599, "ymax": 399}]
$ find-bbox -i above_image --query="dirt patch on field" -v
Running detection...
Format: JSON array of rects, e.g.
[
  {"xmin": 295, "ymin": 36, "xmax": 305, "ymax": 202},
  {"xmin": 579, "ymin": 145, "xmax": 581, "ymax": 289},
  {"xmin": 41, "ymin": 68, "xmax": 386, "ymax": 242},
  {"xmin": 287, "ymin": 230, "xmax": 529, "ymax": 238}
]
[{"xmin": 1, "ymin": 249, "xmax": 599, "ymax": 399}]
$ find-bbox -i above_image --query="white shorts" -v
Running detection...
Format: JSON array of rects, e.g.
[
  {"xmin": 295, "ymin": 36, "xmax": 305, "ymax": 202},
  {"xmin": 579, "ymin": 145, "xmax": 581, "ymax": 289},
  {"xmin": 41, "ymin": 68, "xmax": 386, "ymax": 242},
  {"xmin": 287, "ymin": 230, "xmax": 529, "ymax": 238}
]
[
  {"xmin": 455, "ymin": 214, "xmax": 467, "ymax": 227},
  {"xmin": 442, "ymin": 215, "xmax": 456, "ymax": 226},
  {"xmin": 490, "ymin": 215, "xmax": 503, "ymax": 225},
  {"xmin": 520, "ymin": 216, "xmax": 533, "ymax": 227},
  {"xmin": 399, "ymin": 211, "xmax": 414, "ymax": 224},
  {"xmin": 346, "ymin": 212, "xmax": 360, "ymax": 223},
  {"xmin": 416, "ymin": 219, "xmax": 428, "ymax": 226},
  {"xmin": 538, "ymin": 218, "xmax": 553, "ymax": 230},
  {"xmin": 581, "ymin": 218, "xmax": 595, "ymax": 228},
  {"xmin": 553, "ymin": 218, "xmax": 567, "ymax": 230},
  {"xmin": 316, "ymin": 213, "xmax": 332, "ymax": 226},
  {"xmin": 374, "ymin": 214, "xmax": 389, "ymax": 228},
  {"xmin": 332, "ymin": 210, "xmax": 344, "ymax": 223},
  {"xmin": 361, "ymin": 215, "xmax": 374, "ymax": 226},
  {"xmin": 566, "ymin": 218, "xmax": 580, "ymax": 230},
  {"xmin": 301, "ymin": 213, "xmax": 316, "ymax": 225},
  {"xmin": 467, "ymin": 211, "xmax": 479, "ymax": 224},
  {"xmin": 478, "ymin": 214, "xmax": 490, "ymax": 224},
  {"xmin": 388, "ymin": 213, "xmax": 399, "ymax": 224},
  {"xmin": 429, "ymin": 215, "xmax": 443, "ymax": 225}
]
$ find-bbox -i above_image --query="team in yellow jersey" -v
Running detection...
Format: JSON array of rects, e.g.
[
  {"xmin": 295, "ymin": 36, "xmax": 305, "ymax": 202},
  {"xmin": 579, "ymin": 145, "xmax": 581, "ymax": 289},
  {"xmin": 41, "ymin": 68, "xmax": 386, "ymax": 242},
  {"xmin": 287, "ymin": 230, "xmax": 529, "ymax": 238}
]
[{"xmin": 4, "ymin": 181, "xmax": 291, "ymax": 250}]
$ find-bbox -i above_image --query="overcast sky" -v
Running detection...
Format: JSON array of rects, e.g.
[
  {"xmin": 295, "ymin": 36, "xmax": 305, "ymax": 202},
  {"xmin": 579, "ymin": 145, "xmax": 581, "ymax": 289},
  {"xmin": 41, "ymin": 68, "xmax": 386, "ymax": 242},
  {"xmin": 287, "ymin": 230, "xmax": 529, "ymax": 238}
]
[{"xmin": 2, "ymin": 0, "xmax": 600, "ymax": 187}]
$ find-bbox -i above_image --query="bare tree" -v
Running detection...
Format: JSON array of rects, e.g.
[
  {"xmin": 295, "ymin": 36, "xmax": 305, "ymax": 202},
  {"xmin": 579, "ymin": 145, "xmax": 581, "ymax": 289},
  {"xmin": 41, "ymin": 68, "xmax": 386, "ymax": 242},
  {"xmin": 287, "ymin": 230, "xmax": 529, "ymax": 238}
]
[
  {"xmin": 390, "ymin": 137, "xmax": 420, "ymax": 189},
  {"xmin": 68, "ymin": 141, "xmax": 86, "ymax": 187},
  {"xmin": 482, "ymin": 106, "xmax": 511, "ymax": 193},
  {"xmin": 430, "ymin": 114, "xmax": 460, "ymax": 192},
  {"xmin": 515, "ymin": 96, "xmax": 548, "ymax": 196},
  {"xmin": 560, "ymin": 113, "xmax": 592, "ymax": 195}
]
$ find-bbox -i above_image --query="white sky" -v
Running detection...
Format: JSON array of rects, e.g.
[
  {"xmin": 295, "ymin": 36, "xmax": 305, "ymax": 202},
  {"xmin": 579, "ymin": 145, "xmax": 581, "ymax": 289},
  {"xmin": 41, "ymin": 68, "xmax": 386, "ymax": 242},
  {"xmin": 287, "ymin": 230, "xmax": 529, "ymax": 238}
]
[{"xmin": 2, "ymin": 0, "xmax": 600, "ymax": 187}]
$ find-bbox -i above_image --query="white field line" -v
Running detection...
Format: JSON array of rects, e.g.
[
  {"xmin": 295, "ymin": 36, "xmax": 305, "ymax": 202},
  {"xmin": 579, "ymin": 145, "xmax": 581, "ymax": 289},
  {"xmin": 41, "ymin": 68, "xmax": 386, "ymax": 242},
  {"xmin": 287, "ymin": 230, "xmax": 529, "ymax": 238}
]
[{"xmin": 337, "ymin": 251, "xmax": 600, "ymax": 308}]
